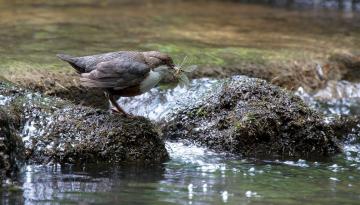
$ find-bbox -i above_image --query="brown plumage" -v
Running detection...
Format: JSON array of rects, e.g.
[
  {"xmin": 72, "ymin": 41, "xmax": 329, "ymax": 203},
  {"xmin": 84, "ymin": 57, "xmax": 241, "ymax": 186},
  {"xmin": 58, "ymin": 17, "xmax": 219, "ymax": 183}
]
[{"xmin": 57, "ymin": 51, "xmax": 177, "ymax": 116}]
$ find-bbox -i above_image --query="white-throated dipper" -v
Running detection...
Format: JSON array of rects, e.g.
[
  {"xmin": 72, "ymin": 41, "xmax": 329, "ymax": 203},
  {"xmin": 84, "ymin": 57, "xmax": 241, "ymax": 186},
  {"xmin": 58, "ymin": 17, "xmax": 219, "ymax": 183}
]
[{"xmin": 57, "ymin": 51, "xmax": 179, "ymax": 116}]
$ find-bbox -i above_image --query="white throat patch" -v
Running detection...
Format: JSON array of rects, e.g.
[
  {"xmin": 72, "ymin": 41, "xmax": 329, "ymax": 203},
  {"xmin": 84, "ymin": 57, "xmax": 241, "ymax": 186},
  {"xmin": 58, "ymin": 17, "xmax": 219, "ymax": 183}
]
[{"xmin": 140, "ymin": 69, "xmax": 164, "ymax": 93}]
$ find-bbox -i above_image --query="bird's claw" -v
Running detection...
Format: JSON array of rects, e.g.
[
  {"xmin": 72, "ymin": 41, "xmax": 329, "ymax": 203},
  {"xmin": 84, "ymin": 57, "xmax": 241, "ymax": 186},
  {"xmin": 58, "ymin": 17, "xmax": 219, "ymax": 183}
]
[{"xmin": 110, "ymin": 108, "xmax": 134, "ymax": 118}]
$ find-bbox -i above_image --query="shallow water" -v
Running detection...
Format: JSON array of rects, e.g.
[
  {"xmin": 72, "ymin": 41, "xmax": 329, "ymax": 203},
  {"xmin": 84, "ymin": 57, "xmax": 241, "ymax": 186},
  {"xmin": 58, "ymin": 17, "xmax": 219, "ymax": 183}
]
[
  {"xmin": 2, "ymin": 77, "xmax": 360, "ymax": 205},
  {"xmin": 0, "ymin": 0, "xmax": 360, "ymax": 73},
  {"xmin": 3, "ymin": 140, "xmax": 360, "ymax": 205},
  {"xmin": 1, "ymin": 0, "xmax": 360, "ymax": 204}
]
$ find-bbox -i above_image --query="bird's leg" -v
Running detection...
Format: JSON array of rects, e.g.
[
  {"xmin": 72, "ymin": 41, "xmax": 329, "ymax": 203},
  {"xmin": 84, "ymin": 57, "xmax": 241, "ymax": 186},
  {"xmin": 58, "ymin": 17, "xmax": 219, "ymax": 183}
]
[{"xmin": 104, "ymin": 92, "xmax": 129, "ymax": 116}]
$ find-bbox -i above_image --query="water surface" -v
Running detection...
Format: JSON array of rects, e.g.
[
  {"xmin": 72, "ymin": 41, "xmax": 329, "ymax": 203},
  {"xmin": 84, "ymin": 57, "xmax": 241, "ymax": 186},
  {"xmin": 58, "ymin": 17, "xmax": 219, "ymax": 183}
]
[
  {"xmin": 0, "ymin": 0, "xmax": 360, "ymax": 73},
  {"xmin": 3, "ymin": 140, "xmax": 360, "ymax": 205},
  {"xmin": 1, "ymin": 1, "xmax": 360, "ymax": 204}
]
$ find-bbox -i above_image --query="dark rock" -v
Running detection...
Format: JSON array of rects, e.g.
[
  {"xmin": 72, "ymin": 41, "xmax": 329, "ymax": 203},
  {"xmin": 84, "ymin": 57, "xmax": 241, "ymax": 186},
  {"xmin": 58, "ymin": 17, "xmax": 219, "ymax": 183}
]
[
  {"xmin": 329, "ymin": 115, "xmax": 360, "ymax": 142},
  {"xmin": 0, "ymin": 81, "xmax": 168, "ymax": 165},
  {"xmin": 159, "ymin": 76, "xmax": 341, "ymax": 158},
  {"xmin": 0, "ymin": 109, "xmax": 24, "ymax": 183}
]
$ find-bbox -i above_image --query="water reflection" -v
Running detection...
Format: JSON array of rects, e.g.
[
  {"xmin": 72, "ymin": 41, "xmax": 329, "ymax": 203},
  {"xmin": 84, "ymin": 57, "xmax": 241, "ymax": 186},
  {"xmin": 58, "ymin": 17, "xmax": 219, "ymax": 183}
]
[
  {"xmin": 22, "ymin": 166, "xmax": 111, "ymax": 202},
  {"xmin": 2, "ymin": 138, "xmax": 359, "ymax": 205},
  {"xmin": 13, "ymin": 164, "xmax": 166, "ymax": 204}
]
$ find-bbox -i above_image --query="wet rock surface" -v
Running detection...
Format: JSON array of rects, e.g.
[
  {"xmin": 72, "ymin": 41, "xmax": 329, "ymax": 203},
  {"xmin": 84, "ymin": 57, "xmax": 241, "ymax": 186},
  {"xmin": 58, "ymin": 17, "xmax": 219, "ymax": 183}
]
[
  {"xmin": 164, "ymin": 76, "xmax": 340, "ymax": 158},
  {"xmin": 120, "ymin": 76, "xmax": 341, "ymax": 158},
  {"xmin": 328, "ymin": 115, "xmax": 360, "ymax": 142},
  {"xmin": 0, "ymin": 109, "xmax": 24, "ymax": 183},
  {"xmin": 0, "ymin": 81, "xmax": 168, "ymax": 165},
  {"xmin": 6, "ymin": 70, "xmax": 108, "ymax": 109}
]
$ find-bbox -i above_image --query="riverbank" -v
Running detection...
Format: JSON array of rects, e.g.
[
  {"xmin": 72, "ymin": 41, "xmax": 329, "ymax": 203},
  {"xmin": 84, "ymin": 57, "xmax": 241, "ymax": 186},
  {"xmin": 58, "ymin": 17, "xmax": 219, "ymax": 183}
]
[{"xmin": 1, "ymin": 51, "xmax": 359, "ymax": 110}]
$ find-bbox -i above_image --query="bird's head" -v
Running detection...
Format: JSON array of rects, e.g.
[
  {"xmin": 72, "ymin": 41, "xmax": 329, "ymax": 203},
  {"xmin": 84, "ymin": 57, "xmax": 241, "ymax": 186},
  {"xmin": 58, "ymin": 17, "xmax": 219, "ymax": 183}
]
[
  {"xmin": 143, "ymin": 51, "xmax": 178, "ymax": 71},
  {"xmin": 143, "ymin": 51, "xmax": 197, "ymax": 86}
]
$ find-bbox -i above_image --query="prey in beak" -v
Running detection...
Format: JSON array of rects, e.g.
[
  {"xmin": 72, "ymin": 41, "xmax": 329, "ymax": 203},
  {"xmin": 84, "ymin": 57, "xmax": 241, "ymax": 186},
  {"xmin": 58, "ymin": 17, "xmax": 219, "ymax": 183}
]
[
  {"xmin": 173, "ymin": 66, "xmax": 182, "ymax": 76},
  {"xmin": 171, "ymin": 62, "xmax": 197, "ymax": 87}
]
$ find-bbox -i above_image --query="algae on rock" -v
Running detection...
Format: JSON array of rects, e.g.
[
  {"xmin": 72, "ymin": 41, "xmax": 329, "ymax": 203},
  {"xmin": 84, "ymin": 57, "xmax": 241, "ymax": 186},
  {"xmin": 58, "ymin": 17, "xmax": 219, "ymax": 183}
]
[
  {"xmin": 116, "ymin": 75, "xmax": 341, "ymax": 158},
  {"xmin": 0, "ymin": 81, "xmax": 169, "ymax": 165},
  {"xmin": 158, "ymin": 76, "xmax": 341, "ymax": 158},
  {"xmin": 0, "ymin": 109, "xmax": 24, "ymax": 183}
]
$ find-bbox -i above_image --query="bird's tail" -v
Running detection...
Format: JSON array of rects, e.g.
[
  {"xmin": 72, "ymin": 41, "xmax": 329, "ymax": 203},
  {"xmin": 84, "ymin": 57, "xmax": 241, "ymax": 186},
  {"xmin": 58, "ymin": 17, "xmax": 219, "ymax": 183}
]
[
  {"xmin": 56, "ymin": 54, "xmax": 75, "ymax": 62},
  {"xmin": 56, "ymin": 53, "xmax": 85, "ymax": 73}
]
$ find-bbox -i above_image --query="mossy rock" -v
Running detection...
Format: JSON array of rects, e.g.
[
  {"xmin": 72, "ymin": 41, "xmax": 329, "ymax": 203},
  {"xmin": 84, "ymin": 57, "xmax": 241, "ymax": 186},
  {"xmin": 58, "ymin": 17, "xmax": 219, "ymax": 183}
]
[
  {"xmin": 0, "ymin": 109, "xmax": 24, "ymax": 183},
  {"xmin": 162, "ymin": 76, "xmax": 341, "ymax": 158},
  {"xmin": 0, "ymin": 81, "xmax": 168, "ymax": 165}
]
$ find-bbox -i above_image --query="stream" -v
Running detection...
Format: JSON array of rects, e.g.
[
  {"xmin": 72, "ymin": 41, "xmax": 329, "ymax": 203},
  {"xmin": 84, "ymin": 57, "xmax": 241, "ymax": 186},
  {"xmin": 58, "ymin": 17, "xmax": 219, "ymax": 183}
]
[
  {"xmin": 1, "ymin": 0, "xmax": 360, "ymax": 204},
  {"xmin": 2, "ymin": 78, "xmax": 360, "ymax": 205}
]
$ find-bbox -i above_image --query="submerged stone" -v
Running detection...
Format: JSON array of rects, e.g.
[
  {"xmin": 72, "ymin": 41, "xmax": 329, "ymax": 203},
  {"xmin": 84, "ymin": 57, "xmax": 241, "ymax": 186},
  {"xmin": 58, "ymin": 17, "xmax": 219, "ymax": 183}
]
[
  {"xmin": 120, "ymin": 76, "xmax": 341, "ymax": 158},
  {"xmin": 0, "ymin": 81, "xmax": 168, "ymax": 165}
]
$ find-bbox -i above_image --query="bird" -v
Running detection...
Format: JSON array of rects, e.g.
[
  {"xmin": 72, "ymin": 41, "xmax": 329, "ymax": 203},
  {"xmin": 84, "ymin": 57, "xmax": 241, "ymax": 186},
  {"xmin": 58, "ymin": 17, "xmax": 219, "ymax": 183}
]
[{"xmin": 57, "ymin": 51, "xmax": 178, "ymax": 116}]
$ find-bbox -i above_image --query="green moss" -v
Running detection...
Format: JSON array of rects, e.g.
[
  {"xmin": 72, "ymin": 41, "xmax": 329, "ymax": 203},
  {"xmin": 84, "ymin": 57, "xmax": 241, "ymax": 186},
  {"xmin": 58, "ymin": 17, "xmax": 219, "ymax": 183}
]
[
  {"xmin": 241, "ymin": 113, "xmax": 257, "ymax": 123},
  {"xmin": 195, "ymin": 106, "xmax": 208, "ymax": 117},
  {"xmin": 141, "ymin": 43, "xmax": 310, "ymax": 67},
  {"xmin": 234, "ymin": 121, "xmax": 244, "ymax": 131},
  {"xmin": 0, "ymin": 61, "xmax": 68, "ymax": 74},
  {"xmin": 7, "ymin": 185, "xmax": 23, "ymax": 193},
  {"xmin": 163, "ymin": 76, "xmax": 340, "ymax": 158}
]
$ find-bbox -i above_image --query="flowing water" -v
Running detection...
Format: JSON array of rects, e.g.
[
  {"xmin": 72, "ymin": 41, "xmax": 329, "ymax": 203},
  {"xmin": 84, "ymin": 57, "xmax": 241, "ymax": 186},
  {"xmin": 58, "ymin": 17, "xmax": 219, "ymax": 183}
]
[
  {"xmin": 3, "ymin": 78, "xmax": 360, "ymax": 205},
  {"xmin": 0, "ymin": 0, "xmax": 360, "ymax": 72},
  {"xmin": 1, "ymin": 0, "xmax": 360, "ymax": 204}
]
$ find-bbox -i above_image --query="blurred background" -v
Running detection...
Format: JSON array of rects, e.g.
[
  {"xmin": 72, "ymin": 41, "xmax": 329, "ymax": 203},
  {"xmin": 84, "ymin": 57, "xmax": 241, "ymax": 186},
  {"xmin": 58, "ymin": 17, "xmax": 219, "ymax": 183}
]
[{"xmin": 0, "ymin": 0, "xmax": 359, "ymax": 94}]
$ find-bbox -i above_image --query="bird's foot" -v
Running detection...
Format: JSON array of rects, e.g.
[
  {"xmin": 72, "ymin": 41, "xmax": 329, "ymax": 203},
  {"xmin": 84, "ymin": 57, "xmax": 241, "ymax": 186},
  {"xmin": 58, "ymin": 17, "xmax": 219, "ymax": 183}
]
[{"xmin": 110, "ymin": 107, "xmax": 134, "ymax": 118}]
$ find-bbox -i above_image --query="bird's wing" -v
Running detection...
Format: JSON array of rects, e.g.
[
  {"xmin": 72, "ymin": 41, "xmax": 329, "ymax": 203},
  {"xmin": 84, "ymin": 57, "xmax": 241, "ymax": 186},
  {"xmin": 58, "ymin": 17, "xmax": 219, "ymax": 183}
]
[
  {"xmin": 58, "ymin": 51, "xmax": 127, "ymax": 73},
  {"xmin": 79, "ymin": 58, "xmax": 150, "ymax": 89},
  {"xmin": 58, "ymin": 51, "xmax": 145, "ymax": 73}
]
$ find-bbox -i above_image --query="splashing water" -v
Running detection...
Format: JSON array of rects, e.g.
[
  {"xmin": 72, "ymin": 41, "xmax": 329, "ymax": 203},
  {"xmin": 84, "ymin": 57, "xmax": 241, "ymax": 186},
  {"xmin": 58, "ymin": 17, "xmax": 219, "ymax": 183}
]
[
  {"xmin": 0, "ymin": 95, "xmax": 12, "ymax": 106},
  {"xmin": 118, "ymin": 78, "xmax": 219, "ymax": 121},
  {"xmin": 296, "ymin": 80, "xmax": 360, "ymax": 115}
]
